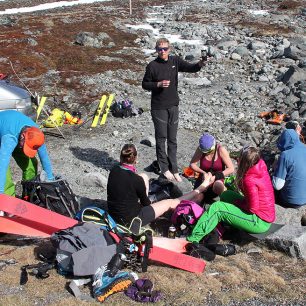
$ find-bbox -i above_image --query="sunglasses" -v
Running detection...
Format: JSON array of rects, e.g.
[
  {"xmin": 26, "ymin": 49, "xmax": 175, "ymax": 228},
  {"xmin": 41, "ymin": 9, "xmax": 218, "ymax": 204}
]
[
  {"xmin": 156, "ymin": 47, "xmax": 169, "ymax": 52},
  {"xmin": 199, "ymin": 146, "xmax": 215, "ymax": 154}
]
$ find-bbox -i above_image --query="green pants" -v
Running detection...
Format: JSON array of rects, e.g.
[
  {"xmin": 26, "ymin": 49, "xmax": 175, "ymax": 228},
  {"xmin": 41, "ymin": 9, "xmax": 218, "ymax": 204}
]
[
  {"xmin": 187, "ymin": 190, "xmax": 271, "ymax": 243},
  {"xmin": 4, "ymin": 148, "xmax": 38, "ymax": 196}
]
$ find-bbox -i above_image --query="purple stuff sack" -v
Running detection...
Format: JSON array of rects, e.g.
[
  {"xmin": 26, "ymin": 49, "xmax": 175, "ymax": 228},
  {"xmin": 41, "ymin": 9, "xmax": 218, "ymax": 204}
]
[
  {"xmin": 125, "ymin": 279, "xmax": 162, "ymax": 303},
  {"xmin": 171, "ymin": 200, "xmax": 224, "ymax": 238}
]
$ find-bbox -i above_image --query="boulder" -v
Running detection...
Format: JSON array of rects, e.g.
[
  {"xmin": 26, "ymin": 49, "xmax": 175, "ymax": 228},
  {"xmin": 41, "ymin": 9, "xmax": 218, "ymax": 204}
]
[
  {"xmin": 264, "ymin": 225, "xmax": 306, "ymax": 259},
  {"xmin": 75, "ymin": 32, "xmax": 112, "ymax": 48},
  {"xmin": 81, "ymin": 172, "xmax": 108, "ymax": 188},
  {"xmin": 281, "ymin": 65, "xmax": 306, "ymax": 86},
  {"xmin": 275, "ymin": 204, "xmax": 306, "ymax": 225}
]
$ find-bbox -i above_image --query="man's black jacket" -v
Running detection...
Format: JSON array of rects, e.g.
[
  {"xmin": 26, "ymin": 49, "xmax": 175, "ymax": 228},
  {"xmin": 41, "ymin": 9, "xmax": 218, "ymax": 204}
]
[{"xmin": 142, "ymin": 55, "xmax": 202, "ymax": 110}]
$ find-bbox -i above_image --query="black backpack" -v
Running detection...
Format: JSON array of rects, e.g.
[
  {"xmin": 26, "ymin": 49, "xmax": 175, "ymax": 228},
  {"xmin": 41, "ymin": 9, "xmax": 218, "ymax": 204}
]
[
  {"xmin": 21, "ymin": 175, "xmax": 80, "ymax": 218},
  {"xmin": 148, "ymin": 178, "xmax": 183, "ymax": 203}
]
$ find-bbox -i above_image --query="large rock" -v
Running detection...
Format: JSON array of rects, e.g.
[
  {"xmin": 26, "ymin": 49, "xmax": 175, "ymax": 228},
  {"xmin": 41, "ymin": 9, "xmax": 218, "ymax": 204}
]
[
  {"xmin": 264, "ymin": 225, "xmax": 306, "ymax": 259},
  {"xmin": 280, "ymin": 65, "xmax": 306, "ymax": 86},
  {"xmin": 275, "ymin": 204, "xmax": 306, "ymax": 225},
  {"xmin": 216, "ymin": 39, "xmax": 238, "ymax": 50},
  {"xmin": 81, "ymin": 172, "xmax": 108, "ymax": 188},
  {"xmin": 75, "ymin": 32, "xmax": 113, "ymax": 48}
]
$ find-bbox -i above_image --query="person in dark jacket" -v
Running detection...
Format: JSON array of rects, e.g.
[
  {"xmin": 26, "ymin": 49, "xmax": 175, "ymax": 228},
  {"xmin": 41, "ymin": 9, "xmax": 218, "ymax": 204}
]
[
  {"xmin": 142, "ymin": 38, "xmax": 207, "ymax": 182},
  {"xmin": 107, "ymin": 143, "xmax": 212, "ymax": 226}
]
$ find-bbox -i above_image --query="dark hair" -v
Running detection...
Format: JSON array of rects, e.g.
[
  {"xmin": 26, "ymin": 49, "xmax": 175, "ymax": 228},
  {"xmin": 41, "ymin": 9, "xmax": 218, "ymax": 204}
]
[
  {"xmin": 285, "ymin": 121, "xmax": 299, "ymax": 130},
  {"xmin": 120, "ymin": 144, "xmax": 137, "ymax": 164},
  {"xmin": 235, "ymin": 146, "xmax": 260, "ymax": 189}
]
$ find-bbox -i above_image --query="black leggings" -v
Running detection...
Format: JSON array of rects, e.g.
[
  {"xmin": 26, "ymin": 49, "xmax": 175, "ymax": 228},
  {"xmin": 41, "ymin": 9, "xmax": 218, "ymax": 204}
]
[
  {"xmin": 138, "ymin": 205, "xmax": 155, "ymax": 226},
  {"xmin": 151, "ymin": 106, "xmax": 179, "ymax": 173}
]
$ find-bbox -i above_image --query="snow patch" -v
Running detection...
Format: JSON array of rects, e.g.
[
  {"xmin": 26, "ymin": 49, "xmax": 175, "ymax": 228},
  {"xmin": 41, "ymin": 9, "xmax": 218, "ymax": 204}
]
[{"xmin": 0, "ymin": 0, "xmax": 110, "ymax": 15}]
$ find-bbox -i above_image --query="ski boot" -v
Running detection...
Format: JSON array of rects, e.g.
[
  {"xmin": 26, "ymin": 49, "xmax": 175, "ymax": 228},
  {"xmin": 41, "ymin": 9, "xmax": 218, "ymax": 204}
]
[{"xmin": 93, "ymin": 263, "xmax": 133, "ymax": 303}]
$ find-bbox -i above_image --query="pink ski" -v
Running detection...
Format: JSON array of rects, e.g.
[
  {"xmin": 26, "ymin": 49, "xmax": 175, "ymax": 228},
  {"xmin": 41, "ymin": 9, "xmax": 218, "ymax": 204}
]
[
  {"xmin": 153, "ymin": 237, "xmax": 189, "ymax": 253},
  {"xmin": 0, "ymin": 194, "xmax": 78, "ymax": 233}
]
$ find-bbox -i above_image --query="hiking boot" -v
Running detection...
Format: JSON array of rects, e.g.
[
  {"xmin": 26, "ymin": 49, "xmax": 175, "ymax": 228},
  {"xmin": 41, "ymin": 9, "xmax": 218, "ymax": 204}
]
[
  {"xmin": 152, "ymin": 160, "xmax": 161, "ymax": 175},
  {"xmin": 93, "ymin": 264, "xmax": 133, "ymax": 303},
  {"xmin": 144, "ymin": 160, "xmax": 161, "ymax": 175},
  {"xmin": 185, "ymin": 243, "xmax": 216, "ymax": 261},
  {"xmin": 206, "ymin": 243, "xmax": 236, "ymax": 256}
]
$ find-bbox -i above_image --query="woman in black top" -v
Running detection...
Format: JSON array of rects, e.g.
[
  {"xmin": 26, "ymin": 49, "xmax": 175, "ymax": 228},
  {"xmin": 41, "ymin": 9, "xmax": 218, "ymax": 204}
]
[{"xmin": 107, "ymin": 144, "xmax": 212, "ymax": 226}]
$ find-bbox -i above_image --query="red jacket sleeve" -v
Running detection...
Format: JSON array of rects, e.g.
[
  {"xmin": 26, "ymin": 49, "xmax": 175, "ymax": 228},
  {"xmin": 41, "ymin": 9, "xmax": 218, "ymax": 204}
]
[{"xmin": 240, "ymin": 177, "xmax": 260, "ymax": 214}]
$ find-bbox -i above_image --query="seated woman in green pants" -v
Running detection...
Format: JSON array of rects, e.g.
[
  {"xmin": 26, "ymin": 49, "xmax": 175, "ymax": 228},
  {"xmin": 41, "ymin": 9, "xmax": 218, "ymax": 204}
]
[{"xmin": 187, "ymin": 146, "xmax": 276, "ymax": 243}]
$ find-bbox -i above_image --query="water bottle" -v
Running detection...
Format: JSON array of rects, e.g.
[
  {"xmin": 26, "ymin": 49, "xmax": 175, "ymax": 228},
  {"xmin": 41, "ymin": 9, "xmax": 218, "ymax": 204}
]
[{"xmin": 168, "ymin": 225, "xmax": 176, "ymax": 239}]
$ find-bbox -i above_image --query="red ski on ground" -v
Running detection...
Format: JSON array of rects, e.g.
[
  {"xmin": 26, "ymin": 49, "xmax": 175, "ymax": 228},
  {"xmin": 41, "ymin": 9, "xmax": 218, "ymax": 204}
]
[
  {"xmin": 0, "ymin": 194, "xmax": 78, "ymax": 232},
  {"xmin": 109, "ymin": 232, "xmax": 205, "ymax": 274},
  {"xmin": 0, "ymin": 216, "xmax": 52, "ymax": 237},
  {"xmin": 153, "ymin": 236, "xmax": 189, "ymax": 253}
]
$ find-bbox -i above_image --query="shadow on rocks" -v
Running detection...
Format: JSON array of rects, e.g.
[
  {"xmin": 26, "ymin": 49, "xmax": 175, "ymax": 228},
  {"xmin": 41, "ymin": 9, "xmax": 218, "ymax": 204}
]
[{"xmin": 69, "ymin": 146, "xmax": 117, "ymax": 170}]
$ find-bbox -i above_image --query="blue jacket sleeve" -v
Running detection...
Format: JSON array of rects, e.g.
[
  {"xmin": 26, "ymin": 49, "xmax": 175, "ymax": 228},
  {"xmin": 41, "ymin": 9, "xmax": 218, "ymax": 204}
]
[
  {"xmin": 0, "ymin": 135, "xmax": 18, "ymax": 194},
  {"xmin": 37, "ymin": 144, "xmax": 54, "ymax": 180}
]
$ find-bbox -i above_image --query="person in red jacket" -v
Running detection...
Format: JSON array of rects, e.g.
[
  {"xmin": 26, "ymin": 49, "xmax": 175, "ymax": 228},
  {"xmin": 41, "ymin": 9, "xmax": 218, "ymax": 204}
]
[{"xmin": 187, "ymin": 145, "xmax": 275, "ymax": 243}]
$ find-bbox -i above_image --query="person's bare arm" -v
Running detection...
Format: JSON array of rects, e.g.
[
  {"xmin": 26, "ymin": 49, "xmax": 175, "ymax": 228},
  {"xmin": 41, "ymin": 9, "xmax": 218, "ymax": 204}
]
[{"xmin": 189, "ymin": 148, "xmax": 205, "ymax": 175}]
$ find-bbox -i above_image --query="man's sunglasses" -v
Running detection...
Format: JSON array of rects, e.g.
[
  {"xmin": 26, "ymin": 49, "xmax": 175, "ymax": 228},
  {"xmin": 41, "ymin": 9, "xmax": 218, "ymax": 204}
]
[{"xmin": 156, "ymin": 47, "xmax": 169, "ymax": 52}]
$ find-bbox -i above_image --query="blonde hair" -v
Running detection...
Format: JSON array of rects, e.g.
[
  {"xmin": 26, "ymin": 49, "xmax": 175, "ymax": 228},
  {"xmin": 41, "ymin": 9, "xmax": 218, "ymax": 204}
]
[
  {"xmin": 235, "ymin": 146, "xmax": 260, "ymax": 189},
  {"xmin": 120, "ymin": 144, "xmax": 137, "ymax": 164},
  {"xmin": 155, "ymin": 38, "xmax": 170, "ymax": 48}
]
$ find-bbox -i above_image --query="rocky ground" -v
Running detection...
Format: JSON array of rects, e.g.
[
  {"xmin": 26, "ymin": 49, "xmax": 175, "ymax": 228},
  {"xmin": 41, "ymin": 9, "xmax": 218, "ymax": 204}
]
[{"xmin": 0, "ymin": 0, "xmax": 306, "ymax": 305}]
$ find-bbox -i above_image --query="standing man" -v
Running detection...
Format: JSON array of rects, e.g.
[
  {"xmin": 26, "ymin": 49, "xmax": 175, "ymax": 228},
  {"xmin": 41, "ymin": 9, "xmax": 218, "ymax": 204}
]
[
  {"xmin": 0, "ymin": 110, "xmax": 54, "ymax": 197},
  {"xmin": 142, "ymin": 38, "xmax": 207, "ymax": 182}
]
